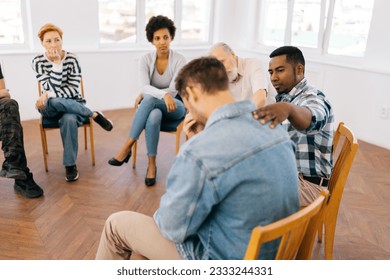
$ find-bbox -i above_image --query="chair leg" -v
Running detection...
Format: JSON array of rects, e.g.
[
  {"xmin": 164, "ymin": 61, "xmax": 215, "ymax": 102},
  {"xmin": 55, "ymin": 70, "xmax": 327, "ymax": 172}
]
[
  {"xmin": 42, "ymin": 127, "xmax": 48, "ymax": 155},
  {"xmin": 39, "ymin": 124, "xmax": 49, "ymax": 172},
  {"xmin": 132, "ymin": 141, "xmax": 137, "ymax": 169},
  {"xmin": 84, "ymin": 126, "xmax": 88, "ymax": 150},
  {"xmin": 175, "ymin": 131, "xmax": 181, "ymax": 154},
  {"xmin": 324, "ymin": 218, "xmax": 337, "ymax": 260},
  {"xmin": 89, "ymin": 120, "xmax": 95, "ymax": 166},
  {"xmin": 317, "ymin": 223, "xmax": 323, "ymax": 243}
]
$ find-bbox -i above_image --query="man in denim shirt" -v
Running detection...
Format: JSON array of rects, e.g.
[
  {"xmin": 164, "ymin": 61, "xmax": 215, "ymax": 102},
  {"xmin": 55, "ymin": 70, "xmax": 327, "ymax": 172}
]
[{"xmin": 95, "ymin": 57, "xmax": 299, "ymax": 260}]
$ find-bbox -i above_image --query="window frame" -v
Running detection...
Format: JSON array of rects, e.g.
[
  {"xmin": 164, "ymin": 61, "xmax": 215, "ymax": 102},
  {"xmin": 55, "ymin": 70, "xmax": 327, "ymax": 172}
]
[
  {"xmin": 0, "ymin": 0, "xmax": 31, "ymax": 51},
  {"xmin": 257, "ymin": 0, "xmax": 374, "ymax": 59},
  {"xmin": 98, "ymin": 0, "xmax": 215, "ymax": 48}
]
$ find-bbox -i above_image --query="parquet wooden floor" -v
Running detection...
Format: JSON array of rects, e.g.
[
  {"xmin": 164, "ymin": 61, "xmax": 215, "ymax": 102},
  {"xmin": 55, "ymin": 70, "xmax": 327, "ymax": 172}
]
[{"xmin": 0, "ymin": 108, "xmax": 389, "ymax": 260}]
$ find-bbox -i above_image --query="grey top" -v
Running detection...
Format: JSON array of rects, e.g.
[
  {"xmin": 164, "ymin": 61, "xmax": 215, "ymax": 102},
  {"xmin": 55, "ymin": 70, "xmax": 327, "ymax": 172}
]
[{"xmin": 139, "ymin": 49, "xmax": 186, "ymax": 99}]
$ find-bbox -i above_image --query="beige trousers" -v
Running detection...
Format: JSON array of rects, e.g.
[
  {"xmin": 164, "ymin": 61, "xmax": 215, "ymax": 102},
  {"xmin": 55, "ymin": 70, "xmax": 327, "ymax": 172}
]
[
  {"xmin": 95, "ymin": 211, "xmax": 181, "ymax": 260},
  {"xmin": 298, "ymin": 174, "xmax": 327, "ymax": 207}
]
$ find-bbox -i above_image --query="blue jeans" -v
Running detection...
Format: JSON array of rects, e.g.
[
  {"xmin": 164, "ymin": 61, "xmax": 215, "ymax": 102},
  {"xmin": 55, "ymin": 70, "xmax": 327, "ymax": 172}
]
[
  {"xmin": 130, "ymin": 94, "xmax": 186, "ymax": 156},
  {"xmin": 39, "ymin": 98, "xmax": 93, "ymax": 166}
]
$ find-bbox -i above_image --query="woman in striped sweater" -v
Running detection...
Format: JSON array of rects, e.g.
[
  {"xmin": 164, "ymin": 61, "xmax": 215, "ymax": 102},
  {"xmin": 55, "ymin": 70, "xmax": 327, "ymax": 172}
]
[{"xmin": 32, "ymin": 23, "xmax": 113, "ymax": 182}]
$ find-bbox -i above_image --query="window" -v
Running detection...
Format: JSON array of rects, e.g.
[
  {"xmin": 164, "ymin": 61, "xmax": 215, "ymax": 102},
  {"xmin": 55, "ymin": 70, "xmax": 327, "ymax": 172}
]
[
  {"xmin": 98, "ymin": 0, "xmax": 213, "ymax": 45},
  {"xmin": 328, "ymin": 0, "xmax": 374, "ymax": 56},
  {"xmin": 181, "ymin": 0, "xmax": 211, "ymax": 43},
  {"xmin": 258, "ymin": 0, "xmax": 374, "ymax": 57},
  {"xmin": 145, "ymin": 0, "xmax": 174, "ymax": 20},
  {"xmin": 98, "ymin": 0, "xmax": 137, "ymax": 44},
  {"xmin": 0, "ymin": 0, "xmax": 25, "ymax": 46},
  {"xmin": 261, "ymin": 0, "xmax": 287, "ymax": 46},
  {"xmin": 291, "ymin": 0, "xmax": 323, "ymax": 48}
]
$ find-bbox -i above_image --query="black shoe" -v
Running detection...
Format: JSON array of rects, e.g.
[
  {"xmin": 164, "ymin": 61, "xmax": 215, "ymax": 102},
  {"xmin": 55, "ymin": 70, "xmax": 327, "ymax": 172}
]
[
  {"xmin": 14, "ymin": 173, "xmax": 44, "ymax": 198},
  {"xmin": 108, "ymin": 152, "xmax": 131, "ymax": 166},
  {"xmin": 65, "ymin": 165, "xmax": 79, "ymax": 182},
  {"xmin": 145, "ymin": 167, "xmax": 157, "ymax": 187},
  {"xmin": 0, "ymin": 167, "xmax": 27, "ymax": 180},
  {"xmin": 93, "ymin": 111, "xmax": 113, "ymax": 131}
]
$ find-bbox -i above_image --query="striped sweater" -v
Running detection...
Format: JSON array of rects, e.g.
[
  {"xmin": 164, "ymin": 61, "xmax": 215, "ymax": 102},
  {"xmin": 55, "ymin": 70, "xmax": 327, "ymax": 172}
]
[{"xmin": 32, "ymin": 51, "xmax": 85, "ymax": 102}]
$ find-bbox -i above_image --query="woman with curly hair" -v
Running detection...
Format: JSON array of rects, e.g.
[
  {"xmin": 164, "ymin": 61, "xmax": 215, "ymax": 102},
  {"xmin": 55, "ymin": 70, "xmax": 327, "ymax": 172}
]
[{"xmin": 108, "ymin": 15, "xmax": 186, "ymax": 187}]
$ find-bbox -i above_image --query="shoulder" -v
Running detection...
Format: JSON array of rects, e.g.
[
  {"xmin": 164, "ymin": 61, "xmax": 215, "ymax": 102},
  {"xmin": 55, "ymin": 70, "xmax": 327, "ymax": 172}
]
[
  {"xmin": 301, "ymin": 83, "xmax": 328, "ymax": 102},
  {"xmin": 171, "ymin": 50, "xmax": 186, "ymax": 61},
  {"xmin": 32, "ymin": 54, "xmax": 46, "ymax": 63},
  {"xmin": 141, "ymin": 51, "xmax": 155, "ymax": 62},
  {"xmin": 297, "ymin": 84, "xmax": 333, "ymax": 113},
  {"xmin": 170, "ymin": 50, "xmax": 186, "ymax": 71},
  {"xmin": 241, "ymin": 57, "xmax": 263, "ymax": 71},
  {"xmin": 140, "ymin": 51, "xmax": 157, "ymax": 69},
  {"xmin": 64, "ymin": 52, "xmax": 80, "ymax": 63}
]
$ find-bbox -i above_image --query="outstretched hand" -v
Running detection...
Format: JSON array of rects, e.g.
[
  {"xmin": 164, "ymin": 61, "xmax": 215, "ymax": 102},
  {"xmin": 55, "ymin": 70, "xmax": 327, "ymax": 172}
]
[{"xmin": 252, "ymin": 103, "xmax": 290, "ymax": 128}]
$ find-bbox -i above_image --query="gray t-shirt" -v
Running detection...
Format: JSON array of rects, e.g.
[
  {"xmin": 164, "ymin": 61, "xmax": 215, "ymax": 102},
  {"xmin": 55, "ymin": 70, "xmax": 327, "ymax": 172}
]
[{"xmin": 150, "ymin": 63, "xmax": 172, "ymax": 90}]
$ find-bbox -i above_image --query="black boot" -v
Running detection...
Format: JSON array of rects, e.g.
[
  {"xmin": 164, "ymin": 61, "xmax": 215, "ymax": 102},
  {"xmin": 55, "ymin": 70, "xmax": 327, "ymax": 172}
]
[{"xmin": 14, "ymin": 172, "xmax": 44, "ymax": 198}]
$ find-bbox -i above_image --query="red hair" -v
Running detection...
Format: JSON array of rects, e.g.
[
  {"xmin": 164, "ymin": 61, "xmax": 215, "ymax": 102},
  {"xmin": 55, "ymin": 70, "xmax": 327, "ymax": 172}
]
[{"xmin": 38, "ymin": 23, "xmax": 63, "ymax": 42}]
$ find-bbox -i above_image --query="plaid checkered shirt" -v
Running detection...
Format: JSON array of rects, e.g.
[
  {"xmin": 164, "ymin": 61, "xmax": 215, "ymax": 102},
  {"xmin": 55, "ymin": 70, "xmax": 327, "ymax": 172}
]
[{"xmin": 276, "ymin": 78, "xmax": 334, "ymax": 178}]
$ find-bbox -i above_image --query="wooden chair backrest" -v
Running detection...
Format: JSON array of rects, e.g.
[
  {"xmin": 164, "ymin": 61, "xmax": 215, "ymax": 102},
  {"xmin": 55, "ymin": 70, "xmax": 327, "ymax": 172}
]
[
  {"xmin": 244, "ymin": 190, "xmax": 329, "ymax": 260},
  {"xmin": 325, "ymin": 122, "xmax": 359, "ymax": 222}
]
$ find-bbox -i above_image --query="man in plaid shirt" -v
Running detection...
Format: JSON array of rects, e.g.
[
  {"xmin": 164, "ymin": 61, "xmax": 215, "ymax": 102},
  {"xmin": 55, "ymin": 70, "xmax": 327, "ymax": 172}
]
[{"xmin": 253, "ymin": 46, "xmax": 334, "ymax": 207}]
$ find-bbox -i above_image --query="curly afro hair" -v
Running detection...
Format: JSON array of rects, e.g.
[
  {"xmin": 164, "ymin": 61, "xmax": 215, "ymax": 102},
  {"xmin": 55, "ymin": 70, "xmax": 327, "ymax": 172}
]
[{"xmin": 145, "ymin": 15, "xmax": 176, "ymax": 42}]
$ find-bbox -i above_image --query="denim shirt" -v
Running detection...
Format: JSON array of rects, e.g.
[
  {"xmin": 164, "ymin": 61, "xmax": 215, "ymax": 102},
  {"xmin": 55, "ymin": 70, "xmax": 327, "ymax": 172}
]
[{"xmin": 154, "ymin": 100, "xmax": 299, "ymax": 260}]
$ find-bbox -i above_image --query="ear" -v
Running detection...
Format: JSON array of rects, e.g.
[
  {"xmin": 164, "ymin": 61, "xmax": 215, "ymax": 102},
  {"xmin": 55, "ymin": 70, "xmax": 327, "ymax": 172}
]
[
  {"xmin": 297, "ymin": 64, "xmax": 304, "ymax": 76},
  {"xmin": 186, "ymin": 86, "xmax": 199, "ymax": 102}
]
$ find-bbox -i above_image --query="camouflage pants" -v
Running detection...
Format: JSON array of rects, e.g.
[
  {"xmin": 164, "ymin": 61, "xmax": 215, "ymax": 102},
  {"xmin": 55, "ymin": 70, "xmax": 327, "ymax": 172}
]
[{"xmin": 0, "ymin": 98, "xmax": 28, "ymax": 171}]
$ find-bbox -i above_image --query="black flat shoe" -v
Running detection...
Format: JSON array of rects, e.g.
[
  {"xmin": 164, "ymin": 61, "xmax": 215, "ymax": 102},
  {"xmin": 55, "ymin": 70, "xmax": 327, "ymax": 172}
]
[
  {"xmin": 145, "ymin": 167, "xmax": 157, "ymax": 187},
  {"xmin": 108, "ymin": 152, "xmax": 131, "ymax": 166}
]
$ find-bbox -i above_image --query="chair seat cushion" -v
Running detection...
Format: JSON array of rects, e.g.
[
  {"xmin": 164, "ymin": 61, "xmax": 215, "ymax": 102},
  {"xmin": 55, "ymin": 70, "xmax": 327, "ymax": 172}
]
[
  {"xmin": 42, "ymin": 116, "xmax": 90, "ymax": 128},
  {"xmin": 160, "ymin": 117, "xmax": 183, "ymax": 132}
]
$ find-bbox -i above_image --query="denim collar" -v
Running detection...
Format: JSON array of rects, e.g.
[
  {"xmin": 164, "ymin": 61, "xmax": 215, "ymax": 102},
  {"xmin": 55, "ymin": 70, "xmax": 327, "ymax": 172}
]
[{"xmin": 205, "ymin": 100, "xmax": 255, "ymax": 129}]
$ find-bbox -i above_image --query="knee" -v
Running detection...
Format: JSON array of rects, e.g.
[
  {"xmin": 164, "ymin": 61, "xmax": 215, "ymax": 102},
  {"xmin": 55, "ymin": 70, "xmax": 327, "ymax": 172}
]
[
  {"xmin": 104, "ymin": 211, "xmax": 132, "ymax": 234},
  {"xmin": 59, "ymin": 114, "xmax": 78, "ymax": 128},
  {"xmin": 141, "ymin": 94, "xmax": 155, "ymax": 103},
  {"xmin": 4, "ymin": 99, "xmax": 19, "ymax": 113},
  {"xmin": 47, "ymin": 98, "xmax": 60, "ymax": 107},
  {"xmin": 147, "ymin": 109, "xmax": 162, "ymax": 127},
  {"xmin": 139, "ymin": 94, "xmax": 156, "ymax": 108}
]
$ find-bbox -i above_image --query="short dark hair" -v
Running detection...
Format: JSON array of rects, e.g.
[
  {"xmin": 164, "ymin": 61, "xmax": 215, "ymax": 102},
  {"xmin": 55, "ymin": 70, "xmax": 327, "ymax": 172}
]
[
  {"xmin": 175, "ymin": 57, "xmax": 229, "ymax": 99},
  {"xmin": 269, "ymin": 46, "xmax": 305, "ymax": 68},
  {"xmin": 145, "ymin": 15, "xmax": 176, "ymax": 42}
]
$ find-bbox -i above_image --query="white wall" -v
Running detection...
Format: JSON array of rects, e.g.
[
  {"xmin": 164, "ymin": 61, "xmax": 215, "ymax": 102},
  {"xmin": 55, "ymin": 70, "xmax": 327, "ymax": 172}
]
[{"xmin": 0, "ymin": 0, "xmax": 389, "ymax": 149}]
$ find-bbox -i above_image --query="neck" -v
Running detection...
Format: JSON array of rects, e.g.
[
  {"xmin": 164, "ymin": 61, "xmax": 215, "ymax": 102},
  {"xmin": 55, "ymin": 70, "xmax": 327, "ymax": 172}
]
[
  {"xmin": 203, "ymin": 90, "xmax": 235, "ymax": 119},
  {"xmin": 157, "ymin": 50, "xmax": 169, "ymax": 59}
]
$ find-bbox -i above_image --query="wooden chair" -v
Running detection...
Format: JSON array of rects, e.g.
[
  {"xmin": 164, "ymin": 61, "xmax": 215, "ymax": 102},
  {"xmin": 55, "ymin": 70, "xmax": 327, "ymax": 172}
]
[
  {"xmin": 317, "ymin": 122, "xmax": 358, "ymax": 259},
  {"xmin": 244, "ymin": 190, "xmax": 329, "ymax": 260},
  {"xmin": 38, "ymin": 79, "xmax": 95, "ymax": 172}
]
